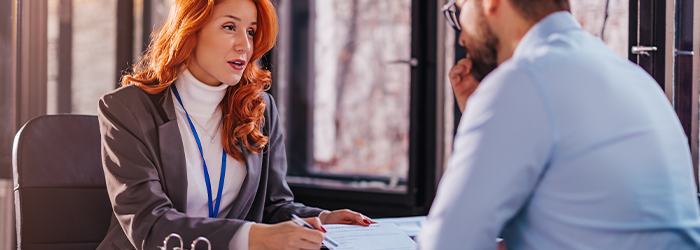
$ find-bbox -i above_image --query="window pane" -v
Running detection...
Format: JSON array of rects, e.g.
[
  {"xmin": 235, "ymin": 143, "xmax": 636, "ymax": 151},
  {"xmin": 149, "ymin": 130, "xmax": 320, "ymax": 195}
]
[
  {"xmin": 311, "ymin": 0, "xmax": 412, "ymax": 181},
  {"xmin": 570, "ymin": 0, "xmax": 629, "ymax": 58},
  {"xmin": 47, "ymin": 0, "xmax": 117, "ymax": 115}
]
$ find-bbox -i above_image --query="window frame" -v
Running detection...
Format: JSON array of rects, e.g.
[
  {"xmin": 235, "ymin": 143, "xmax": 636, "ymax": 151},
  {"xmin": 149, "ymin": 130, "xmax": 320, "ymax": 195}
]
[
  {"xmin": 629, "ymin": 0, "xmax": 700, "ymax": 191},
  {"xmin": 270, "ymin": 0, "xmax": 442, "ymax": 217},
  {"xmin": 672, "ymin": 0, "xmax": 700, "ymax": 190}
]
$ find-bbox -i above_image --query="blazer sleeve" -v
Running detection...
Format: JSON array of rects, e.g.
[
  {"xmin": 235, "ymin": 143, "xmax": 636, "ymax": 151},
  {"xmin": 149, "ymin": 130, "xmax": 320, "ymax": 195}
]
[
  {"xmin": 260, "ymin": 93, "xmax": 325, "ymax": 223},
  {"xmin": 98, "ymin": 92, "xmax": 246, "ymax": 250}
]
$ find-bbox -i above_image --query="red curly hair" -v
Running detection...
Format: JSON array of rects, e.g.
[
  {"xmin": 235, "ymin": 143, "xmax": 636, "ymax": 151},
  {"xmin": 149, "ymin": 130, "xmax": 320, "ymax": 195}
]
[{"xmin": 121, "ymin": 0, "xmax": 278, "ymax": 162}]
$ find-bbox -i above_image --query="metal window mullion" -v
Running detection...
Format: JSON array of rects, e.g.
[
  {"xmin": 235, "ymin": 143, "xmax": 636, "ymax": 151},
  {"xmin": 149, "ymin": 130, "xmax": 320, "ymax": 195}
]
[
  {"xmin": 692, "ymin": 0, "xmax": 700, "ymax": 191},
  {"xmin": 16, "ymin": 0, "xmax": 48, "ymax": 127},
  {"xmin": 116, "ymin": 0, "xmax": 134, "ymax": 90},
  {"xmin": 57, "ymin": 0, "xmax": 72, "ymax": 113},
  {"xmin": 666, "ymin": 0, "xmax": 676, "ymax": 104}
]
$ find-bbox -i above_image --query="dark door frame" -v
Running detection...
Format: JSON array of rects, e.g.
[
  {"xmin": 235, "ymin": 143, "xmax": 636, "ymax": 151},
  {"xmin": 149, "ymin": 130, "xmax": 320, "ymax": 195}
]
[{"xmin": 629, "ymin": 0, "xmax": 700, "ymax": 191}]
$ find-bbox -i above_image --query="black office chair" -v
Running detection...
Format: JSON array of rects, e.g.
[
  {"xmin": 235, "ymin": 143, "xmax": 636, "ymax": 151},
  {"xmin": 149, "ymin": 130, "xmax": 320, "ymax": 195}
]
[{"xmin": 13, "ymin": 115, "xmax": 112, "ymax": 250}]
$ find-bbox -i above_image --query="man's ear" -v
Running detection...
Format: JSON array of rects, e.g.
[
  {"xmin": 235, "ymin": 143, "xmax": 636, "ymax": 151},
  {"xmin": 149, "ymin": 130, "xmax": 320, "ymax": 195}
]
[{"xmin": 482, "ymin": 0, "xmax": 499, "ymax": 16}]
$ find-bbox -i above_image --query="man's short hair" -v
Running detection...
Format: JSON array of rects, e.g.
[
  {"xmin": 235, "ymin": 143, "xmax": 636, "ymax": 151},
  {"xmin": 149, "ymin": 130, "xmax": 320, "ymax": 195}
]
[{"xmin": 508, "ymin": 0, "xmax": 571, "ymax": 22}]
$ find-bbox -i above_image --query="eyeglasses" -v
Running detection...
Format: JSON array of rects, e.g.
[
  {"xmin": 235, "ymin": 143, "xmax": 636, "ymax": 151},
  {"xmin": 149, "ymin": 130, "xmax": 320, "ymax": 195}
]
[{"xmin": 442, "ymin": 0, "xmax": 461, "ymax": 31}]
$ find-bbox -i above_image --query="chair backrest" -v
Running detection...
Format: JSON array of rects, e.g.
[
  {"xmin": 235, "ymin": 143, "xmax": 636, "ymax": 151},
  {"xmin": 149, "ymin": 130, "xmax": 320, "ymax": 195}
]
[{"xmin": 13, "ymin": 115, "xmax": 112, "ymax": 250}]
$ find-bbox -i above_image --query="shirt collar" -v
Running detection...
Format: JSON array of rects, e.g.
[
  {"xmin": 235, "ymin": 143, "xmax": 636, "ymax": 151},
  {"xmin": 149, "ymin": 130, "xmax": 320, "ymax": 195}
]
[{"xmin": 512, "ymin": 11, "xmax": 582, "ymax": 59}]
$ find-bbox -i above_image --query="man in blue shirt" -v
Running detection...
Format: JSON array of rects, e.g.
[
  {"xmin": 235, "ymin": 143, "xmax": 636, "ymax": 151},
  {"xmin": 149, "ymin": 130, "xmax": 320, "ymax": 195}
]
[{"xmin": 418, "ymin": 0, "xmax": 700, "ymax": 249}]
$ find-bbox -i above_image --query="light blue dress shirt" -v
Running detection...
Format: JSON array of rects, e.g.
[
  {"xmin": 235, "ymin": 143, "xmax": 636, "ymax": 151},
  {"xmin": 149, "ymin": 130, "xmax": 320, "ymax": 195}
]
[{"xmin": 418, "ymin": 11, "xmax": 700, "ymax": 250}]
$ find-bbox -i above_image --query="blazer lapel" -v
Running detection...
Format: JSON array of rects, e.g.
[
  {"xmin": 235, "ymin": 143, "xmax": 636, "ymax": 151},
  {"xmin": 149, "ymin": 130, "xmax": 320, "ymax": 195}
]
[
  {"xmin": 155, "ymin": 85, "xmax": 264, "ymax": 218},
  {"xmin": 227, "ymin": 148, "xmax": 262, "ymax": 219},
  {"xmin": 157, "ymin": 87, "xmax": 189, "ymax": 213}
]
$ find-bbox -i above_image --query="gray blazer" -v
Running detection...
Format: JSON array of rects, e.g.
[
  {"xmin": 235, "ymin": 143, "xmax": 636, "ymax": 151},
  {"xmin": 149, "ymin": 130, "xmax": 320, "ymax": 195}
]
[{"xmin": 96, "ymin": 84, "xmax": 323, "ymax": 250}]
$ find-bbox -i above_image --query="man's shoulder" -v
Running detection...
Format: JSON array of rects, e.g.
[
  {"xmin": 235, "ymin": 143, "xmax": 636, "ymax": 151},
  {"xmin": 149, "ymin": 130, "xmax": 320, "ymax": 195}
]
[
  {"xmin": 514, "ymin": 29, "xmax": 635, "ymax": 75},
  {"xmin": 468, "ymin": 60, "xmax": 548, "ymax": 116},
  {"xmin": 480, "ymin": 59, "xmax": 538, "ymax": 89}
]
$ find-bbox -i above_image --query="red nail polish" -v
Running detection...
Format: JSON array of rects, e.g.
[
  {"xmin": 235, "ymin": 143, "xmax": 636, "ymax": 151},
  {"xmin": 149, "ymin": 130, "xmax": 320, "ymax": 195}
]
[
  {"xmin": 321, "ymin": 226, "xmax": 327, "ymax": 233},
  {"xmin": 363, "ymin": 219, "xmax": 370, "ymax": 224}
]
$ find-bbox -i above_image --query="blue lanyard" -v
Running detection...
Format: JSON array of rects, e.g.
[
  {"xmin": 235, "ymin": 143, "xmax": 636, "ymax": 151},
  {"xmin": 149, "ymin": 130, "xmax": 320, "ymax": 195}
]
[{"xmin": 172, "ymin": 85, "xmax": 226, "ymax": 218}]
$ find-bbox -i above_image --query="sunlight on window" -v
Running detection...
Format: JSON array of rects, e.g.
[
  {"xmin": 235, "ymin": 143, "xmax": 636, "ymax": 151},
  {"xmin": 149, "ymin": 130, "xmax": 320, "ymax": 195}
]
[
  {"xmin": 570, "ymin": 0, "xmax": 629, "ymax": 58},
  {"xmin": 312, "ymin": 0, "xmax": 412, "ymax": 180}
]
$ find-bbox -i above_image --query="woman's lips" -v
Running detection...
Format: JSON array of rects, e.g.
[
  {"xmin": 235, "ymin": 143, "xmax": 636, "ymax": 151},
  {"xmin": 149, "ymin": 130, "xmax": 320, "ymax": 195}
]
[{"xmin": 228, "ymin": 59, "xmax": 246, "ymax": 71}]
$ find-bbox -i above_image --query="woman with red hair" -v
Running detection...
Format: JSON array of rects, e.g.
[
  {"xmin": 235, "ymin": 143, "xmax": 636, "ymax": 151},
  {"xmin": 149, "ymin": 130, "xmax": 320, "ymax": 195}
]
[{"xmin": 96, "ymin": 0, "xmax": 370, "ymax": 249}]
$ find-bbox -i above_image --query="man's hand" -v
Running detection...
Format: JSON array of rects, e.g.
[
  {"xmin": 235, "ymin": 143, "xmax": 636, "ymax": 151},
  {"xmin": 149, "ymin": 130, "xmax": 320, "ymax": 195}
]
[
  {"xmin": 249, "ymin": 217, "xmax": 325, "ymax": 250},
  {"xmin": 319, "ymin": 209, "xmax": 373, "ymax": 226},
  {"xmin": 449, "ymin": 55, "xmax": 481, "ymax": 112}
]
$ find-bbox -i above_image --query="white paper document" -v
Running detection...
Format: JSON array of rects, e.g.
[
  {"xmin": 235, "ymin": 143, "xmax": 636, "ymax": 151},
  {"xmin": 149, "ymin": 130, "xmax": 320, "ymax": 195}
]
[
  {"xmin": 323, "ymin": 223, "xmax": 417, "ymax": 250},
  {"xmin": 372, "ymin": 216, "xmax": 426, "ymax": 238}
]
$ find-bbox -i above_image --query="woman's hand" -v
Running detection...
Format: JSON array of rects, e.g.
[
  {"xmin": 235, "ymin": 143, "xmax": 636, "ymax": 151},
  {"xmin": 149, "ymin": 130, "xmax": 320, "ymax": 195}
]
[
  {"xmin": 319, "ymin": 209, "xmax": 374, "ymax": 226},
  {"xmin": 249, "ymin": 217, "xmax": 325, "ymax": 250}
]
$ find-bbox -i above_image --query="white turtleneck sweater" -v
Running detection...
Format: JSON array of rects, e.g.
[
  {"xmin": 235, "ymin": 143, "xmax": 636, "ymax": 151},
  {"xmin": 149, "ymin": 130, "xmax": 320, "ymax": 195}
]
[{"xmin": 172, "ymin": 69, "xmax": 252, "ymax": 249}]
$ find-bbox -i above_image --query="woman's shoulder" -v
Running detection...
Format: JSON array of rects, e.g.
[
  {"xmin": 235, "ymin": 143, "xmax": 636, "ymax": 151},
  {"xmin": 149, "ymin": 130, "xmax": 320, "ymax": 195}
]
[
  {"xmin": 260, "ymin": 91, "xmax": 282, "ymax": 123},
  {"xmin": 260, "ymin": 91, "xmax": 272, "ymax": 103},
  {"xmin": 99, "ymin": 84, "xmax": 169, "ymax": 122},
  {"xmin": 101, "ymin": 84, "xmax": 151, "ymax": 104},
  {"xmin": 260, "ymin": 91, "xmax": 277, "ymax": 114}
]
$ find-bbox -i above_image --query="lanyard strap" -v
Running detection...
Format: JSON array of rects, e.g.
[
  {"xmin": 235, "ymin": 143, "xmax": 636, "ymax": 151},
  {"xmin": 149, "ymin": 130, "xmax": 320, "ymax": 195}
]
[{"xmin": 172, "ymin": 85, "xmax": 226, "ymax": 218}]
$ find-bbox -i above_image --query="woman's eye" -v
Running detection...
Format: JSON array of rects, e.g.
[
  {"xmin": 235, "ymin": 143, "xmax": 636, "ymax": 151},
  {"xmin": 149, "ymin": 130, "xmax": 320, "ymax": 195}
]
[
  {"xmin": 223, "ymin": 24, "xmax": 235, "ymax": 31},
  {"xmin": 247, "ymin": 29, "xmax": 255, "ymax": 36}
]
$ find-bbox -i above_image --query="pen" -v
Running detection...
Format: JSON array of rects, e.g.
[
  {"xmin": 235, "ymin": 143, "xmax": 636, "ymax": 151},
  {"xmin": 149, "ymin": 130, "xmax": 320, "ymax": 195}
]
[{"xmin": 291, "ymin": 214, "xmax": 339, "ymax": 248}]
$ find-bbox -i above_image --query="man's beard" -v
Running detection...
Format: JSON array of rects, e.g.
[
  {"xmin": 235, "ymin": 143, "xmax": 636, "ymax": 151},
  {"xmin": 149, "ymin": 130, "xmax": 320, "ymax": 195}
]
[{"xmin": 462, "ymin": 9, "xmax": 499, "ymax": 82}]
